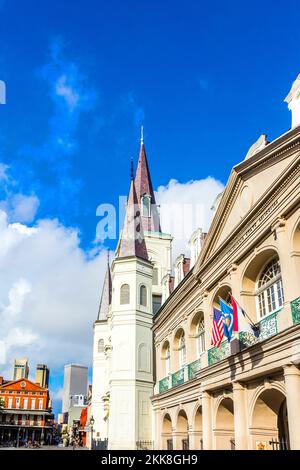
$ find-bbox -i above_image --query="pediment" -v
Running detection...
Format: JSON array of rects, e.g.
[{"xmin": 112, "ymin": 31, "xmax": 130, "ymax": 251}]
[
  {"xmin": 198, "ymin": 128, "xmax": 300, "ymax": 265},
  {"xmin": 0, "ymin": 378, "xmax": 46, "ymax": 392}
]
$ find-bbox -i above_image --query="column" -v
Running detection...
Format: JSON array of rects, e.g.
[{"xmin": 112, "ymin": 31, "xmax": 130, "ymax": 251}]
[
  {"xmin": 202, "ymin": 291, "xmax": 210, "ymax": 368},
  {"xmin": 272, "ymin": 218, "xmax": 298, "ymax": 302},
  {"xmin": 232, "ymin": 382, "xmax": 248, "ymax": 450},
  {"xmin": 283, "ymin": 364, "xmax": 300, "ymax": 450},
  {"xmin": 201, "ymin": 390, "xmax": 213, "ymax": 450}
]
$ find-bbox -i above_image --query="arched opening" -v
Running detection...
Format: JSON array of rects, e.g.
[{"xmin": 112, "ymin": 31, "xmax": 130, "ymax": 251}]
[
  {"xmin": 193, "ymin": 405, "xmax": 203, "ymax": 449},
  {"xmin": 190, "ymin": 312, "xmax": 205, "ymax": 359},
  {"xmin": 242, "ymin": 248, "xmax": 279, "ymax": 323},
  {"xmin": 162, "ymin": 413, "xmax": 173, "ymax": 450},
  {"xmin": 140, "ymin": 284, "xmax": 147, "ymax": 307},
  {"xmin": 175, "ymin": 409, "xmax": 189, "ymax": 450},
  {"xmin": 210, "ymin": 285, "xmax": 232, "ymax": 348},
  {"xmin": 212, "ymin": 285, "xmax": 232, "ymax": 310},
  {"xmin": 251, "ymin": 388, "xmax": 289, "ymax": 450},
  {"xmin": 215, "ymin": 397, "xmax": 234, "ymax": 450},
  {"xmin": 120, "ymin": 284, "xmax": 130, "ymax": 305},
  {"xmin": 256, "ymin": 258, "xmax": 283, "ymax": 319},
  {"xmin": 161, "ymin": 341, "xmax": 171, "ymax": 377},
  {"xmin": 98, "ymin": 339, "xmax": 104, "ymax": 353},
  {"xmin": 142, "ymin": 194, "xmax": 151, "ymax": 218},
  {"xmin": 173, "ymin": 328, "xmax": 186, "ymax": 370}
]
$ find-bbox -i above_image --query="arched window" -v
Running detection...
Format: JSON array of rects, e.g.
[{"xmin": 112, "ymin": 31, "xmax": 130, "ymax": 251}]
[
  {"xmin": 196, "ymin": 316, "xmax": 205, "ymax": 356},
  {"xmin": 98, "ymin": 339, "xmax": 104, "ymax": 353},
  {"xmin": 140, "ymin": 285, "xmax": 147, "ymax": 307},
  {"xmin": 178, "ymin": 331, "xmax": 186, "ymax": 368},
  {"xmin": 165, "ymin": 343, "xmax": 170, "ymax": 375},
  {"xmin": 162, "ymin": 341, "xmax": 171, "ymax": 376},
  {"xmin": 256, "ymin": 258, "xmax": 284, "ymax": 318},
  {"xmin": 142, "ymin": 195, "xmax": 151, "ymax": 218},
  {"xmin": 120, "ymin": 284, "xmax": 130, "ymax": 305}
]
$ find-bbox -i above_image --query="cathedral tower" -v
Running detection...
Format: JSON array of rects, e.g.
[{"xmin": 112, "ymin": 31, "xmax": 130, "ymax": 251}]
[
  {"xmin": 92, "ymin": 134, "xmax": 172, "ymax": 449},
  {"xmin": 90, "ymin": 255, "xmax": 112, "ymax": 443}
]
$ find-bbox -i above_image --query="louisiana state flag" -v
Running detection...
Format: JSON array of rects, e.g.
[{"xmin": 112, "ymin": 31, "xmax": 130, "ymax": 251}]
[{"xmin": 219, "ymin": 299, "xmax": 234, "ymax": 342}]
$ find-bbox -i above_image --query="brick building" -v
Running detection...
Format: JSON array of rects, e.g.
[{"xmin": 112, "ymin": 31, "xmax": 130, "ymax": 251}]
[{"xmin": 0, "ymin": 377, "xmax": 54, "ymax": 446}]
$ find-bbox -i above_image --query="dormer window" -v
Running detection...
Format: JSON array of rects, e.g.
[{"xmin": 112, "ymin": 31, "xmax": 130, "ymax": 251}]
[{"xmin": 142, "ymin": 194, "xmax": 151, "ymax": 218}]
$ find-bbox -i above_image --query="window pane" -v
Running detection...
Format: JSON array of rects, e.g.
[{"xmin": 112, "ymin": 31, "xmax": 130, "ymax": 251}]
[
  {"xmin": 153, "ymin": 295, "xmax": 162, "ymax": 314},
  {"xmin": 142, "ymin": 196, "xmax": 151, "ymax": 217},
  {"xmin": 98, "ymin": 339, "xmax": 104, "ymax": 353},
  {"xmin": 140, "ymin": 285, "xmax": 147, "ymax": 306},
  {"xmin": 120, "ymin": 284, "xmax": 130, "ymax": 304},
  {"xmin": 258, "ymin": 292, "xmax": 266, "ymax": 317},
  {"xmin": 277, "ymin": 279, "xmax": 284, "ymax": 306}
]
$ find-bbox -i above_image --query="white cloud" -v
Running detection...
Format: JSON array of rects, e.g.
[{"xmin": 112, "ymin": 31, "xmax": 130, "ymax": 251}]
[
  {"xmin": 9, "ymin": 194, "xmax": 40, "ymax": 223},
  {"xmin": 55, "ymin": 74, "xmax": 80, "ymax": 112},
  {"xmin": 155, "ymin": 177, "xmax": 224, "ymax": 260},
  {"xmin": 0, "ymin": 163, "xmax": 8, "ymax": 180},
  {"xmin": 0, "ymin": 210, "xmax": 107, "ymax": 378},
  {"xmin": 2, "ymin": 278, "xmax": 31, "ymax": 316}
]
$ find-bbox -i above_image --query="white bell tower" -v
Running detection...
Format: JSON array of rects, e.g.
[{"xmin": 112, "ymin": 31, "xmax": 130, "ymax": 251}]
[{"xmin": 108, "ymin": 176, "xmax": 154, "ymax": 450}]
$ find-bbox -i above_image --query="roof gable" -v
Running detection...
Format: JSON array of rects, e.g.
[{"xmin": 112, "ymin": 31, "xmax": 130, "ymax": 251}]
[
  {"xmin": 198, "ymin": 127, "xmax": 300, "ymax": 265},
  {"xmin": 0, "ymin": 377, "xmax": 47, "ymax": 392}
]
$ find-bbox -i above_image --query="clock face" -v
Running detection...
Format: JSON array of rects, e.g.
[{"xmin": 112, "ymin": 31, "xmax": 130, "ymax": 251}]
[{"xmin": 20, "ymin": 381, "xmax": 26, "ymax": 389}]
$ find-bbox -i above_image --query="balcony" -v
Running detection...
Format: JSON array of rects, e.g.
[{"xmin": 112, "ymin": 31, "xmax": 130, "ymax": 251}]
[
  {"xmin": 291, "ymin": 297, "xmax": 300, "ymax": 325},
  {"xmin": 171, "ymin": 368, "xmax": 184, "ymax": 388},
  {"xmin": 187, "ymin": 358, "xmax": 201, "ymax": 380},
  {"xmin": 208, "ymin": 310, "xmax": 280, "ymax": 366},
  {"xmin": 158, "ymin": 358, "xmax": 202, "ymax": 393},
  {"xmin": 208, "ymin": 341, "xmax": 231, "ymax": 366},
  {"xmin": 157, "ymin": 299, "xmax": 300, "ymax": 393},
  {"xmin": 159, "ymin": 376, "xmax": 170, "ymax": 393}
]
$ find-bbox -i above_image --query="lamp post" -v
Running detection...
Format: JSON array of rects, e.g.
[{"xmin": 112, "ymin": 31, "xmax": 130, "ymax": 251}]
[{"xmin": 89, "ymin": 415, "xmax": 95, "ymax": 450}]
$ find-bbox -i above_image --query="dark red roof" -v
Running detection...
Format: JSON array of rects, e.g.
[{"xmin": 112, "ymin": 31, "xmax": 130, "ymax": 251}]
[
  {"xmin": 169, "ymin": 276, "xmax": 175, "ymax": 294},
  {"xmin": 183, "ymin": 258, "xmax": 191, "ymax": 277},
  {"xmin": 97, "ymin": 259, "xmax": 112, "ymax": 321},
  {"xmin": 135, "ymin": 143, "xmax": 161, "ymax": 233},
  {"xmin": 118, "ymin": 178, "xmax": 149, "ymax": 260}
]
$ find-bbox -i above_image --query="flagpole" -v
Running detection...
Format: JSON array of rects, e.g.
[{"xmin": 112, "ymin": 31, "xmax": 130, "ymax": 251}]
[
  {"xmin": 219, "ymin": 294, "xmax": 259, "ymax": 331},
  {"xmin": 229, "ymin": 294, "xmax": 260, "ymax": 331}
]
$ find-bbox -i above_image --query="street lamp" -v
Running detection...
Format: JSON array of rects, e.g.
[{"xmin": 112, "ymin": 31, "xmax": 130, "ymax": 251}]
[{"xmin": 89, "ymin": 415, "xmax": 95, "ymax": 450}]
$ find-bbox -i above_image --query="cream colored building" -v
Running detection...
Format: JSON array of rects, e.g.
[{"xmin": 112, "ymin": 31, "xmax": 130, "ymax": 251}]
[
  {"xmin": 152, "ymin": 74, "xmax": 300, "ymax": 450},
  {"xmin": 91, "ymin": 75, "xmax": 300, "ymax": 450}
]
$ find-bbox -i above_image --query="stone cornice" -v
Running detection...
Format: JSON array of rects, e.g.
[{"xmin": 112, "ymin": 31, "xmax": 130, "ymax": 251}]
[
  {"xmin": 196, "ymin": 126, "xmax": 300, "ymax": 270},
  {"xmin": 195, "ymin": 152, "xmax": 300, "ymax": 283}
]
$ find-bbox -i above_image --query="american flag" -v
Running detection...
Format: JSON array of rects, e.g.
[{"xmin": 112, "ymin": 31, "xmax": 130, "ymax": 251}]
[{"xmin": 211, "ymin": 307, "xmax": 224, "ymax": 347}]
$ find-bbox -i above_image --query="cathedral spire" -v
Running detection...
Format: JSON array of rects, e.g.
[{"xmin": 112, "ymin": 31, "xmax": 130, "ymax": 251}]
[
  {"xmin": 97, "ymin": 252, "xmax": 112, "ymax": 321},
  {"xmin": 117, "ymin": 177, "xmax": 148, "ymax": 260},
  {"xmin": 134, "ymin": 133, "xmax": 161, "ymax": 233}
]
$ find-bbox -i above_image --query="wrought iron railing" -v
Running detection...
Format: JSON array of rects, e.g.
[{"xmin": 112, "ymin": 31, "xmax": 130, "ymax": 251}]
[
  {"xmin": 171, "ymin": 368, "xmax": 184, "ymax": 387},
  {"xmin": 187, "ymin": 358, "xmax": 201, "ymax": 380},
  {"xmin": 208, "ymin": 341, "xmax": 230, "ymax": 366},
  {"xmin": 159, "ymin": 376, "xmax": 170, "ymax": 393},
  {"xmin": 291, "ymin": 297, "xmax": 300, "ymax": 325}
]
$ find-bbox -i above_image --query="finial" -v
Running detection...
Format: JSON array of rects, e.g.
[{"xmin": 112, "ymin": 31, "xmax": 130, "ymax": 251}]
[
  {"xmin": 140, "ymin": 125, "xmax": 144, "ymax": 144},
  {"xmin": 130, "ymin": 157, "xmax": 134, "ymax": 180},
  {"xmin": 107, "ymin": 249, "xmax": 110, "ymax": 265}
]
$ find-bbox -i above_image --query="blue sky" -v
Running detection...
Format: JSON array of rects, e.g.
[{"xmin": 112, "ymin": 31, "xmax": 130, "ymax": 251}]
[{"xmin": 1, "ymin": 0, "xmax": 300, "ymax": 415}]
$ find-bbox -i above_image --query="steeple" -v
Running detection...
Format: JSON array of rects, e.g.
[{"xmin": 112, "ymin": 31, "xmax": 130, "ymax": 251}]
[
  {"xmin": 134, "ymin": 130, "xmax": 161, "ymax": 233},
  {"xmin": 97, "ymin": 252, "xmax": 112, "ymax": 321},
  {"xmin": 117, "ymin": 177, "xmax": 148, "ymax": 260}
]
